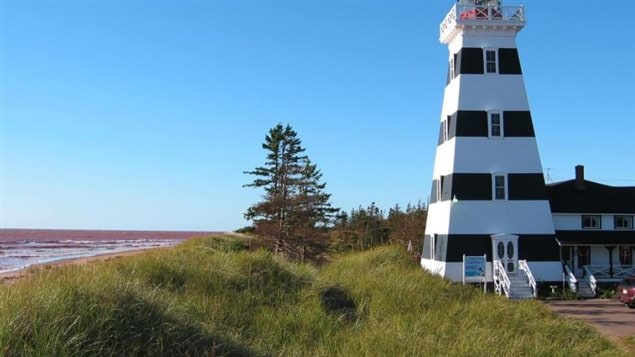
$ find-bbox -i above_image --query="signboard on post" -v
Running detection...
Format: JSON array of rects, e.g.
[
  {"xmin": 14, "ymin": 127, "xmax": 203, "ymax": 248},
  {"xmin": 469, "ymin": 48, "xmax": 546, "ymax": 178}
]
[{"xmin": 463, "ymin": 254, "xmax": 487, "ymax": 292}]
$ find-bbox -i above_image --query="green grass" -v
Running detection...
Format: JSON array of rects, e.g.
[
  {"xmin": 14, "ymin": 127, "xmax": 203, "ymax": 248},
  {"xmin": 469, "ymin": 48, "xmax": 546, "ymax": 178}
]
[{"xmin": 0, "ymin": 235, "xmax": 626, "ymax": 356}]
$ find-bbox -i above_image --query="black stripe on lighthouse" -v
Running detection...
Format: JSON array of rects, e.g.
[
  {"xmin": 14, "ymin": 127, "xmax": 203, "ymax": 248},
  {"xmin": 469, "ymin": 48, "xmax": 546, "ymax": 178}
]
[
  {"xmin": 431, "ymin": 173, "xmax": 548, "ymax": 202},
  {"xmin": 508, "ymin": 174, "xmax": 548, "ymax": 200},
  {"xmin": 452, "ymin": 48, "xmax": 523, "ymax": 77},
  {"xmin": 439, "ymin": 234, "xmax": 560, "ymax": 262},
  {"xmin": 458, "ymin": 48, "xmax": 484, "ymax": 74},
  {"xmin": 455, "ymin": 111, "xmax": 488, "ymax": 137},
  {"xmin": 504, "ymin": 111, "xmax": 535, "ymax": 137},
  {"xmin": 438, "ymin": 111, "xmax": 535, "ymax": 145},
  {"xmin": 498, "ymin": 48, "xmax": 522, "ymax": 74}
]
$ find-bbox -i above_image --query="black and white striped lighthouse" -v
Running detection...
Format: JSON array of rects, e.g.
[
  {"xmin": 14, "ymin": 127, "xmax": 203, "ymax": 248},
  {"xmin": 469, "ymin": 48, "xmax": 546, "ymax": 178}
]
[{"xmin": 421, "ymin": 0, "xmax": 561, "ymax": 284}]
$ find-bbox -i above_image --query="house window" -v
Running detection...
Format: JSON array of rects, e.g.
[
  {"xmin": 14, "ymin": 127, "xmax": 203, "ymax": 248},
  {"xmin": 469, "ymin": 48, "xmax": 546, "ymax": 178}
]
[
  {"xmin": 489, "ymin": 112, "xmax": 502, "ymax": 137},
  {"xmin": 485, "ymin": 50, "xmax": 497, "ymax": 73},
  {"xmin": 619, "ymin": 246, "xmax": 632, "ymax": 265},
  {"xmin": 581, "ymin": 215, "xmax": 601, "ymax": 229},
  {"xmin": 442, "ymin": 116, "xmax": 451, "ymax": 142},
  {"xmin": 449, "ymin": 56, "xmax": 456, "ymax": 79},
  {"xmin": 578, "ymin": 246, "xmax": 590, "ymax": 269},
  {"xmin": 493, "ymin": 174, "xmax": 506, "ymax": 200},
  {"xmin": 615, "ymin": 215, "xmax": 633, "ymax": 229}
]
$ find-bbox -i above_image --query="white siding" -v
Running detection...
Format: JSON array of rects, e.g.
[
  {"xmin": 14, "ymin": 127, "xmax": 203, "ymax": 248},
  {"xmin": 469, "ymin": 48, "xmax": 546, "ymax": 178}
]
[
  {"xmin": 448, "ymin": 201, "xmax": 555, "ymax": 234},
  {"xmin": 433, "ymin": 261, "xmax": 563, "ymax": 283},
  {"xmin": 457, "ymin": 75, "xmax": 529, "ymax": 110},
  {"xmin": 448, "ymin": 29, "xmax": 519, "ymax": 53},
  {"xmin": 553, "ymin": 213, "xmax": 634, "ymax": 231},
  {"xmin": 452, "ymin": 138, "xmax": 543, "ymax": 173},
  {"xmin": 432, "ymin": 142, "xmax": 456, "ymax": 178},
  {"xmin": 424, "ymin": 201, "xmax": 453, "ymax": 235}
]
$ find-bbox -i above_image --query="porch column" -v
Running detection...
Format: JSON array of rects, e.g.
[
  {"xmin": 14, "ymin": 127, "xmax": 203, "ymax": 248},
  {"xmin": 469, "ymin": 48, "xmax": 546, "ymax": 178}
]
[{"xmin": 606, "ymin": 246, "xmax": 615, "ymax": 278}]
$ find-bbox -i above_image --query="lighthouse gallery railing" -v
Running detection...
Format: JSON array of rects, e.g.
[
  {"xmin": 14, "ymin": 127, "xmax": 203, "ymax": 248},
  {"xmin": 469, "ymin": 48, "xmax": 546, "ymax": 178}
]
[{"xmin": 440, "ymin": 4, "xmax": 525, "ymax": 39}]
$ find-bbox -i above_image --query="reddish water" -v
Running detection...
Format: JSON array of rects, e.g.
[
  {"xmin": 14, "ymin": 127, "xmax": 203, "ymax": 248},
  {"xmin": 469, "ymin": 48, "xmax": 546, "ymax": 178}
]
[{"xmin": 0, "ymin": 229, "xmax": 218, "ymax": 274}]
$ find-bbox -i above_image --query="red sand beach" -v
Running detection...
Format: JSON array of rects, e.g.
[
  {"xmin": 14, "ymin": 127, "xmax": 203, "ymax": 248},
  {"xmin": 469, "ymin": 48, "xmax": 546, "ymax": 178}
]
[
  {"xmin": 0, "ymin": 229, "xmax": 221, "ymax": 284},
  {"xmin": 0, "ymin": 249, "xmax": 153, "ymax": 284}
]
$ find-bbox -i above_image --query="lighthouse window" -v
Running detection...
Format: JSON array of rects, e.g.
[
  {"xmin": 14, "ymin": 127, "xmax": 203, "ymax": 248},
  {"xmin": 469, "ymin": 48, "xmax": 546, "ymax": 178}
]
[
  {"xmin": 485, "ymin": 50, "xmax": 497, "ymax": 73},
  {"xmin": 441, "ymin": 115, "xmax": 451, "ymax": 142},
  {"xmin": 494, "ymin": 175, "xmax": 506, "ymax": 200},
  {"xmin": 490, "ymin": 113, "xmax": 502, "ymax": 137}
]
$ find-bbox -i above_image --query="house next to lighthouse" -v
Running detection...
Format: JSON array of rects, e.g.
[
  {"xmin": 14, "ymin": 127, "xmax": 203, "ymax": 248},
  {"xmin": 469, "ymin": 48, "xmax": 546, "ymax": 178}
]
[{"xmin": 420, "ymin": 0, "xmax": 635, "ymax": 299}]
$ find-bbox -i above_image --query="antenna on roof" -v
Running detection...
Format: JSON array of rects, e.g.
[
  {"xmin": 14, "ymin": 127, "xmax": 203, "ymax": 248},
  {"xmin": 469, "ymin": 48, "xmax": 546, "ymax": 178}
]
[{"xmin": 545, "ymin": 168, "xmax": 553, "ymax": 184}]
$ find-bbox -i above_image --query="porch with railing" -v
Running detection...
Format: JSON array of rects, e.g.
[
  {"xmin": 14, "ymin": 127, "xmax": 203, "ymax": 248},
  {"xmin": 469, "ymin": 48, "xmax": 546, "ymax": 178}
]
[{"xmin": 564, "ymin": 263, "xmax": 635, "ymax": 296}]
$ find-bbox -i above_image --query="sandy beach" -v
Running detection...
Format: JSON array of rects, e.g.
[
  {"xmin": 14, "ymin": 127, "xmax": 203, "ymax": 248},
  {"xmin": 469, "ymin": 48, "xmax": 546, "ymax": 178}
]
[
  {"xmin": 0, "ymin": 229, "xmax": 223, "ymax": 284},
  {"xmin": 0, "ymin": 248, "xmax": 160, "ymax": 285}
]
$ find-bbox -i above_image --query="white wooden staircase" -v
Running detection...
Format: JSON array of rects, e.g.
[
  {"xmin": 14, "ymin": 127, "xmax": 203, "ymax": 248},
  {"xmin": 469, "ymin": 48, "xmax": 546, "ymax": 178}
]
[
  {"xmin": 563, "ymin": 264, "xmax": 597, "ymax": 299},
  {"xmin": 575, "ymin": 280, "xmax": 596, "ymax": 299},
  {"xmin": 494, "ymin": 260, "xmax": 537, "ymax": 300}
]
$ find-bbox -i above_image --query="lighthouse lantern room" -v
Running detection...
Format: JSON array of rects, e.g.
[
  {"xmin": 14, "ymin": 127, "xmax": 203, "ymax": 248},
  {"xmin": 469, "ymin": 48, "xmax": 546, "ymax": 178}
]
[{"xmin": 421, "ymin": 0, "xmax": 561, "ymax": 298}]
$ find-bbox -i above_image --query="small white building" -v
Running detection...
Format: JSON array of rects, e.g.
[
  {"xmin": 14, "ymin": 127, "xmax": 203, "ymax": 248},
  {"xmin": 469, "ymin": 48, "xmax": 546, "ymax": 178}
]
[{"xmin": 420, "ymin": 0, "xmax": 635, "ymax": 298}]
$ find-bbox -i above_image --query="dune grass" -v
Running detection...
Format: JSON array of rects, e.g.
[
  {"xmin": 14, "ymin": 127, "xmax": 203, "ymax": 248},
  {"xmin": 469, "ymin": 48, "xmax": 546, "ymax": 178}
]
[{"xmin": 0, "ymin": 235, "xmax": 625, "ymax": 356}]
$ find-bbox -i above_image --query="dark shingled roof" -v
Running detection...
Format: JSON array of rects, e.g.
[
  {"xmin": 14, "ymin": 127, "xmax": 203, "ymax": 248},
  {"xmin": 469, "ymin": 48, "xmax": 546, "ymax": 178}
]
[
  {"xmin": 555, "ymin": 230, "xmax": 635, "ymax": 245},
  {"xmin": 546, "ymin": 180, "xmax": 635, "ymax": 214}
]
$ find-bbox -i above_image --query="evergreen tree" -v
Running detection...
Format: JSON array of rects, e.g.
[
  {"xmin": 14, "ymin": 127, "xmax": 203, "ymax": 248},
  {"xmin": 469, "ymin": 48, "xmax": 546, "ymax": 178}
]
[{"xmin": 244, "ymin": 123, "xmax": 336, "ymax": 258}]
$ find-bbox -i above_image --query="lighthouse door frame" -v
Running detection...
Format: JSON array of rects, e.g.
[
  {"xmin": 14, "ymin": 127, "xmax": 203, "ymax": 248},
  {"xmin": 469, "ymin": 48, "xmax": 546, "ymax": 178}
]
[{"xmin": 491, "ymin": 234, "xmax": 519, "ymax": 275}]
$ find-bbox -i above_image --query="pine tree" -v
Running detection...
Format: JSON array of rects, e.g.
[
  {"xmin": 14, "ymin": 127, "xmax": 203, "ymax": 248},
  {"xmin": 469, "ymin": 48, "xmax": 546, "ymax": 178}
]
[
  {"xmin": 244, "ymin": 123, "xmax": 336, "ymax": 259},
  {"xmin": 289, "ymin": 158, "xmax": 338, "ymax": 260}
]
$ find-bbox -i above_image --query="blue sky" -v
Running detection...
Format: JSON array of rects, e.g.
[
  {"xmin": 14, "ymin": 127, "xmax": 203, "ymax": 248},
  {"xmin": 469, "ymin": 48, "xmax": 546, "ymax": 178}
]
[{"xmin": 1, "ymin": 0, "xmax": 633, "ymax": 231}]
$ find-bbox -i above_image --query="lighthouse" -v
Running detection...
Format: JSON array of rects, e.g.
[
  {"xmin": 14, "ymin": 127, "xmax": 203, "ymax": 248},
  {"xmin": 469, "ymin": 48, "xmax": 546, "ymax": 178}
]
[{"xmin": 421, "ymin": 0, "xmax": 561, "ymax": 295}]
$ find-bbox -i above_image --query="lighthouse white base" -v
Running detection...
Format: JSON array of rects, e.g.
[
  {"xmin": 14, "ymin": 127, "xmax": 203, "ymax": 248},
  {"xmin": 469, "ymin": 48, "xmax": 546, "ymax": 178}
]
[{"xmin": 421, "ymin": 258, "xmax": 563, "ymax": 283}]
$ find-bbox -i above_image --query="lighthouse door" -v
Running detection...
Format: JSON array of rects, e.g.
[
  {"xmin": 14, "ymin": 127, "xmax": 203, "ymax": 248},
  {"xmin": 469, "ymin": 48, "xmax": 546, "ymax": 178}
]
[{"xmin": 491, "ymin": 234, "xmax": 519, "ymax": 275}]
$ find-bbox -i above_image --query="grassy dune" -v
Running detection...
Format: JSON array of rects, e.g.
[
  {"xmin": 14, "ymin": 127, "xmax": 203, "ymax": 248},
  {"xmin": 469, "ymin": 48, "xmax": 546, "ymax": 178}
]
[{"xmin": 0, "ymin": 236, "xmax": 625, "ymax": 356}]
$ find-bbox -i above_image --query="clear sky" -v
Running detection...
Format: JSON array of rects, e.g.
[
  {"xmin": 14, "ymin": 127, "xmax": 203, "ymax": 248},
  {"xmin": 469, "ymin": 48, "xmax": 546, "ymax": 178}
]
[{"xmin": 1, "ymin": 0, "xmax": 634, "ymax": 232}]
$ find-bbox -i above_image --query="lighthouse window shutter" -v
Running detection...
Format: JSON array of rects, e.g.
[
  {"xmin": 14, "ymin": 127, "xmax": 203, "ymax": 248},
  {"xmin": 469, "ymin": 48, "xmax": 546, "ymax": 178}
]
[
  {"xmin": 498, "ymin": 48, "xmax": 522, "ymax": 74},
  {"xmin": 458, "ymin": 48, "xmax": 484, "ymax": 74}
]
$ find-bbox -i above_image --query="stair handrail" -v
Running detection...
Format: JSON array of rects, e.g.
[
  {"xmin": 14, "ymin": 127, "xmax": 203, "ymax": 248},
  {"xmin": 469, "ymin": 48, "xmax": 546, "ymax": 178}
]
[
  {"xmin": 494, "ymin": 260, "xmax": 511, "ymax": 297},
  {"xmin": 563, "ymin": 263, "xmax": 577, "ymax": 293},
  {"xmin": 519, "ymin": 260, "xmax": 537, "ymax": 298},
  {"xmin": 582, "ymin": 266, "xmax": 598, "ymax": 295}
]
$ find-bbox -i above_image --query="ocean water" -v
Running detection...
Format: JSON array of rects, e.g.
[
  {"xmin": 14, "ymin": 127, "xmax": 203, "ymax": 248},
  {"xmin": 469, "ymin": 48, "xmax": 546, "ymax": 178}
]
[{"xmin": 0, "ymin": 229, "xmax": 211, "ymax": 274}]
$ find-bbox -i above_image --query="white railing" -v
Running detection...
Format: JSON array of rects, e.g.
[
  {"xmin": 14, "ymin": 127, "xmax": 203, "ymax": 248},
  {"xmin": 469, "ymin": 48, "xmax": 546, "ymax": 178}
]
[
  {"xmin": 583, "ymin": 266, "xmax": 598, "ymax": 295},
  {"xmin": 563, "ymin": 263, "xmax": 578, "ymax": 293},
  {"xmin": 584, "ymin": 265, "xmax": 635, "ymax": 280},
  {"xmin": 494, "ymin": 260, "xmax": 511, "ymax": 297},
  {"xmin": 440, "ymin": 4, "xmax": 525, "ymax": 41},
  {"xmin": 519, "ymin": 260, "xmax": 537, "ymax": 298},
  {"xmin": 440, "ymin": 5, "xmax": 458, "ymax": 37}
]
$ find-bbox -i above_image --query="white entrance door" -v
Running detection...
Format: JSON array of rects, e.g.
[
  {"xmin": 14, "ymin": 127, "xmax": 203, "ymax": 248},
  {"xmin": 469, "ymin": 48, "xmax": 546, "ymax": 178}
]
[{"xmin": 491, "ymin": 234, "xmax": 519, "ymax": 275}]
